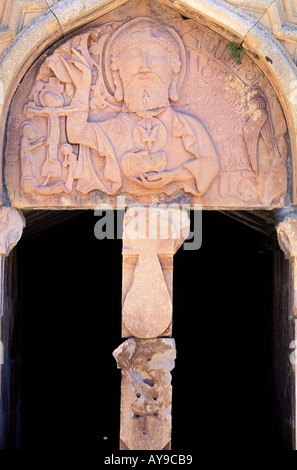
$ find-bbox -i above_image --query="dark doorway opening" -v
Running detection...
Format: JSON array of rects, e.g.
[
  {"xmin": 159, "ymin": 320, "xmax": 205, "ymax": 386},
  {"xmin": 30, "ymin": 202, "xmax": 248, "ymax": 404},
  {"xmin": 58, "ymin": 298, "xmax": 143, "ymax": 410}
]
[
  {"xmin": 19, "ymin": 211, "xmax": 123, "ymax": 451},
  {"xmin": 17, "ymin": 210, "xmax": 285, "ymax": 450},
  {"xmin": 173, "ymin": 211, "xmax": 284, "ymax": 450}
]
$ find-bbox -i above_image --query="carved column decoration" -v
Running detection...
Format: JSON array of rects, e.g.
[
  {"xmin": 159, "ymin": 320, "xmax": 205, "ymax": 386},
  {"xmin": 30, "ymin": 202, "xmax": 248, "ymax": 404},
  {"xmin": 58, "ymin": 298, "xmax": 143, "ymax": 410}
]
[
  {"xmin": 0, "ymin": 207, "xmax": 25, "ymax": 318},
  {"xmin": 113, "ymin": 206, "xmax": 189, "ymax": 450}
]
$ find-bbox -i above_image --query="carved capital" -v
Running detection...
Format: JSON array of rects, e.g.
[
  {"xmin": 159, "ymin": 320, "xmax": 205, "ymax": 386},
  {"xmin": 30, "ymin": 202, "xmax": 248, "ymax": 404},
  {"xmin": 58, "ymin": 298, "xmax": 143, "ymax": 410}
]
[
  {"xmin": 0, "ymin": 207, "xmax": 25, "ymax": 257},
  {"xmin": 276, "ymin": 217, "xmax": 297, "ymax": 259}
]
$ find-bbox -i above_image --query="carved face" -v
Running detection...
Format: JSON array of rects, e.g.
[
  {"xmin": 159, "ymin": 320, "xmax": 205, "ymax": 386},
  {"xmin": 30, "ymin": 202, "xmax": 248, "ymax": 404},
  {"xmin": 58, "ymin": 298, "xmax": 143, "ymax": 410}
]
[
  {"xmin": 119, "ymin": 42, "xmax": 172, "ymax": 113},
  {"xmin": 246, "ymin": 96, "xmax": 266, "ymax": 116},
  {"xmin": 22, "ymin": 124, "xmax": 36, "ymax": 141}
]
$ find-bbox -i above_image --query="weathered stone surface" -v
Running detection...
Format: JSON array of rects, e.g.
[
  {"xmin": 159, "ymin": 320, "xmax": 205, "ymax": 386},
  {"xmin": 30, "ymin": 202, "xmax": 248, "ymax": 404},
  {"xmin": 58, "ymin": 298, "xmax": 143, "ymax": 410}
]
[
  {"xmin": 0, "ymin": 208, "xmax": 25, "ymax": 257},
  {"xmin": 113, "ymin": 337, "xmax": 176, "ymax": 450},
  {"xmin": 276, "ymin": 217, "xmax": 297, "ymax": 259},
  {"xmin": 0, "ymin": 1, "xmax": 51, "ymax": 57},
  {"xmin": 2, "ymin": 1, "xmax": 297, "ymax": 62},
  {"xmin": 5, "ymin": 2, "xmax": 288, "ymax": 209},
  {"xmin": 277, "ymin": 217, "xmax": 297, "ymax": 321},
  {"xmin": 122, "ymin": 206, "xmax": 189, "ymax": 338},
  {"xmin": 0, "ymin": 208, "xmax": 25, "ymax": 323}
]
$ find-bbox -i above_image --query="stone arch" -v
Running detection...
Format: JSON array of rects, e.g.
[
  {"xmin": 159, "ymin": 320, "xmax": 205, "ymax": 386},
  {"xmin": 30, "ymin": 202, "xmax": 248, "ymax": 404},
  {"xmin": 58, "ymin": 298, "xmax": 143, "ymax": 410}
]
[
  {"xmin": 1, "ymin": 0, "xmax": 297, "ymax": 451},
  {"xmin": 0, "ymin": 0, "xmax": 296, "ymax": 204}
]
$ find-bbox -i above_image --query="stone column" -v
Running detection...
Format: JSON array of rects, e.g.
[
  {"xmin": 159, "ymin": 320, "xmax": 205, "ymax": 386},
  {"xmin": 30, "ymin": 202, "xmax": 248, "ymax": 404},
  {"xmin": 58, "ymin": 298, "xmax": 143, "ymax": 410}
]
[
  {"xmin": 113, "ymin": 206, "xmax": 190, "ymax": 450},
  {"xmin": 0, "ymin": 207, "xmax": 25, "ymax": 449},
  {"xmin": 276, "ymin": 210, "xmax": 297, "ymax": 450}
]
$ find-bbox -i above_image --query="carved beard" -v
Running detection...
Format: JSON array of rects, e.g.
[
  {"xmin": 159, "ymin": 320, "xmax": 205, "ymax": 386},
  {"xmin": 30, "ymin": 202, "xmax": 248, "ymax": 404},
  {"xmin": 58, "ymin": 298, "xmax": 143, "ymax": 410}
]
[{"xmin": 122, "ymin": 73, "xmax": 170, "ymax": 113}]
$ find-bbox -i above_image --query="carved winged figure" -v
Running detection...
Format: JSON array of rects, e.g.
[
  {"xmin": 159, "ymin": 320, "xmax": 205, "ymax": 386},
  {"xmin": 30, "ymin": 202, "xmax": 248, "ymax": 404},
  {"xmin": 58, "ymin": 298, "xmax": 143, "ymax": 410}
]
[{"xmin": 243, "ymin": 89, "xmax": 281, "ymax": 176}]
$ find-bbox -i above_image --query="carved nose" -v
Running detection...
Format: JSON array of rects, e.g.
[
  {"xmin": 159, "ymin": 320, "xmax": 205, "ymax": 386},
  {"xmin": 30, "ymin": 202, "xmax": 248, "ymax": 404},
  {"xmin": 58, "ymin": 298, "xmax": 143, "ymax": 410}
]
[
  {"xmin": 139, "ymin": 66, "xmax": 151, "ymax": 73},
  {"xmin": 139, "ymin": 53, "xmax": 150, "ymax": 73}
]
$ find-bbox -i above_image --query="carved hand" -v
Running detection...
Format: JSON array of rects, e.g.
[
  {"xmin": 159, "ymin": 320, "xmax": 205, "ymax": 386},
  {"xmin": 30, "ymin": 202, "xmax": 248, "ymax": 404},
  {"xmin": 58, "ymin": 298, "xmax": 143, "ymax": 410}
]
[
  {"xmin": 137, "ymin": 169, "xmax": 175, "ymax": 188},
  {"xmin": 60, "ymin": 48, "xmax": 92, "ymax": 90},
  {"xmin": 36, "ymin": 137, "xmax": 45, "ymax": 146},
  {"xmin": 147, "ymin": 170, "xmax": 176, "ymax": 185}
]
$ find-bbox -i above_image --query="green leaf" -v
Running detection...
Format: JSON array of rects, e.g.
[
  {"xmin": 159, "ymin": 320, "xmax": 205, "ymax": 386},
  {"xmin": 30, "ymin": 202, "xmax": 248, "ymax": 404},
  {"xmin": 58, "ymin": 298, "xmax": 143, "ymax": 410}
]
[{"xmin": 236, "ymin": 58, "xmax": 242, "ymax": 65}]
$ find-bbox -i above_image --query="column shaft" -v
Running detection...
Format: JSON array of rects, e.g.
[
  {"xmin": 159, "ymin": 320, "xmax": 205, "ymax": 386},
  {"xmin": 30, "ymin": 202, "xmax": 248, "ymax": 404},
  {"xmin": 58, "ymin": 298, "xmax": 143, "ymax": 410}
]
[{"xmin": 114, "ymin": 206, "xmax": 190, "ymax": 450}]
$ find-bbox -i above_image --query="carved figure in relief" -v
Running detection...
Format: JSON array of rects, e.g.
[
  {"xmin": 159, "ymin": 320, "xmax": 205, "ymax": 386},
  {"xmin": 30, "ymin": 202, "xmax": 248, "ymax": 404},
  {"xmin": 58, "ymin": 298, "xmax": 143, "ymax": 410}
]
[
  {"xmin": 12, "ymin": 14, "xmax": 288, "ymax": 207},
  {"xmin": 244, "ymin": 89, "xmax": 280, "ymax": 176},
  {"xmin": 20, "ymin": 121, "xmax": 44, "ymax": 192},
  {"xmin": 42, "ymin": 17, "xmax": 220, "ymax": 197},
  {"xmin": 243, "ymin": 89, "xmax": 286, "ymax": 204},
  {"xmin": 61, "ymin": 144, "xmax": 77, "ymax": 193},
  {"xmin": 32, "ymin": 143, "xmax": 78, "ymax": 195}
]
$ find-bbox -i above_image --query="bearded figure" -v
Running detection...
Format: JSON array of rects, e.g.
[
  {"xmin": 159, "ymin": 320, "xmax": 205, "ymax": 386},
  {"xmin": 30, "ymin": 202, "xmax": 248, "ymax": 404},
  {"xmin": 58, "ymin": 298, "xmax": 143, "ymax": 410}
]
[{"xmin": 62, "ymin": 17, "xmax": 220, "ymax": 196}]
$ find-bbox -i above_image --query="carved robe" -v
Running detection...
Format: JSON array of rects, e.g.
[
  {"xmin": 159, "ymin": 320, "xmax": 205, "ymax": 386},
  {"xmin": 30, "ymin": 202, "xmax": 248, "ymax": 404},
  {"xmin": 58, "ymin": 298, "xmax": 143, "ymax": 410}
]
[{"xmin": 71, "ymin": 107, "xmax": 220, "ymax": 196}]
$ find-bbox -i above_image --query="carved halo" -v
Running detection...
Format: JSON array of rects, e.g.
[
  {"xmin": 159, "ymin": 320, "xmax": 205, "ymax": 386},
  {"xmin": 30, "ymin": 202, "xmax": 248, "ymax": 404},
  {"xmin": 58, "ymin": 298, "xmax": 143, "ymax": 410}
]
[{"xmin": 103, "ymin": 16, "xmax": 186, "ymax": 97}]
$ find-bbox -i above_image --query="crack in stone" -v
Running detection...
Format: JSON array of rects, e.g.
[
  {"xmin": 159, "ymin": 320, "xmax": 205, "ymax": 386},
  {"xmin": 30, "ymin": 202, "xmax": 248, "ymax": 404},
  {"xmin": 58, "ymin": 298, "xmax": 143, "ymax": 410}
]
[
  {"xmin": 241, "ymin": 0, "xmax": 276, "ymax": 44},
  {"xmin": 44, "ymin": 0, "xmax": 64, "ymax": 37}
]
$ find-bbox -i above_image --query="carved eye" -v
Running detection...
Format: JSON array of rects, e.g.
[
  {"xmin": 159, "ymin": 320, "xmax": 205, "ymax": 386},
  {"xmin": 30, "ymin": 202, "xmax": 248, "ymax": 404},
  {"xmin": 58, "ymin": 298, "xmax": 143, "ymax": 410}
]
[{"xmin": 125, "ymin": 47, "xmax": 141, "ymax": 58}]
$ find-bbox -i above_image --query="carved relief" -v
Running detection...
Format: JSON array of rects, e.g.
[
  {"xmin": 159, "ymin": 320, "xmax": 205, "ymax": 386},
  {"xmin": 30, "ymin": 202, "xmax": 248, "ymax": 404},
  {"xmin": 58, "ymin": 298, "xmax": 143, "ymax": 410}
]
[
  {"xmin": 113, "ymin": 337, "xmax": 176, "ymax": 450},
  {"xmin": 5, "ymin": 5, "xmax": 288, "ymax": 208}
]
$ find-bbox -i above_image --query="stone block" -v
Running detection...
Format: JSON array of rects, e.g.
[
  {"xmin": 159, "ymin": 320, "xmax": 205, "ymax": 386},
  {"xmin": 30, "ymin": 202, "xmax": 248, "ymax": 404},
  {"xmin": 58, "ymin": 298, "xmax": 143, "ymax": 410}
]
[{"xmin": 122, "ymin": 206, "xmax": 190, "ymax": 338}]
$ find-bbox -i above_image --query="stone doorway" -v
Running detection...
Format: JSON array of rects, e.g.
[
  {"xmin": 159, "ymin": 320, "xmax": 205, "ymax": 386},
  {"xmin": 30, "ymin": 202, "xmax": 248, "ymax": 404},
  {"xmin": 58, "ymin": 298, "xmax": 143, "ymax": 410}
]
[{"xmin": 2, "ymin": 209, "xmax": 289, "ymax": 450}]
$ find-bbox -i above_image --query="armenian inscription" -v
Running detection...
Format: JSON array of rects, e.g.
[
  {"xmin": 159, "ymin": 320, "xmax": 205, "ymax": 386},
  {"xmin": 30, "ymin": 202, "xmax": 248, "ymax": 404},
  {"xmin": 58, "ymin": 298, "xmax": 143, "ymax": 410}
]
[{"xmin": 5, "ymin": 13, "xmax": 288, "ymax": 208}]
